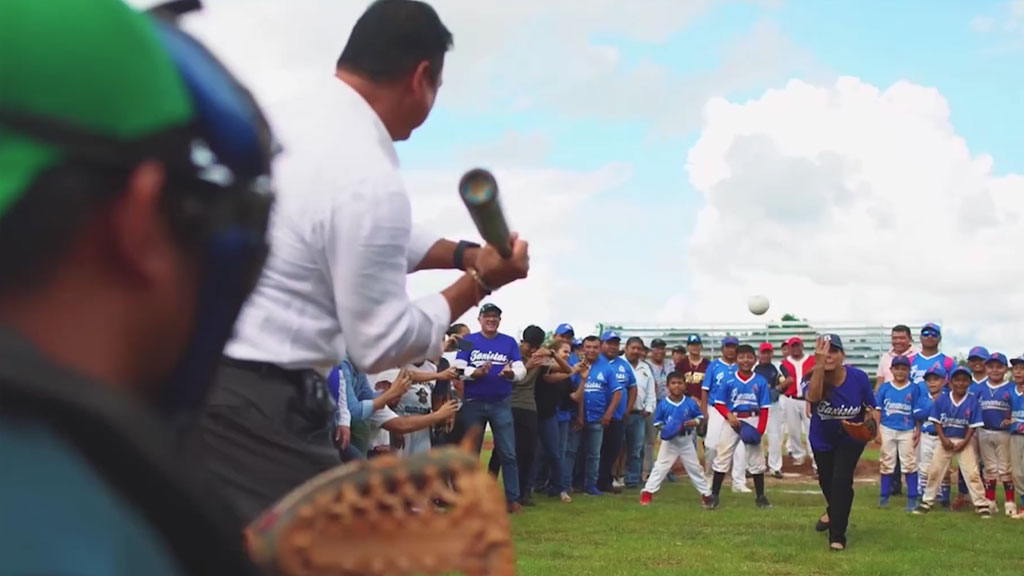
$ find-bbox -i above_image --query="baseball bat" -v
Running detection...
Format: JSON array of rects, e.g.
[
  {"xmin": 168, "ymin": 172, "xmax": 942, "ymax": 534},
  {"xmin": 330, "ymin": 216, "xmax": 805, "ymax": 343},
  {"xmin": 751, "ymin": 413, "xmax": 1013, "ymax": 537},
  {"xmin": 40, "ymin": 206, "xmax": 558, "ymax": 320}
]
[{"xmin": 458, "ymin": 168, "xmax": 512, "ymax": 258}]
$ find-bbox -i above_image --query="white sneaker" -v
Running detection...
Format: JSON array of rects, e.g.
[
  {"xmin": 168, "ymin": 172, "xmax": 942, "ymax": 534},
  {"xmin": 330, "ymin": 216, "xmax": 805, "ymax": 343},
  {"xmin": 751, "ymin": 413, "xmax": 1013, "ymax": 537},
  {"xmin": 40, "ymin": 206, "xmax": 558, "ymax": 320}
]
[
  {"xmin": 1005, "ymin": 501, "xmax": 1017, "ymax": 517},
  {"xmin": 559, "ymin": 492, "xmax": 572, "ymax": 503},
  {"xmin": 989, "ymin": 501, "xmax": 999, "ymax": 515},
  {"xmin": 792, "ymin": 457, "xmax": 805, "ymax": 466},
  {"xmin": 732, "ymin": 484, "xmax": 753, "ymax": 494},
  {"xmin": 612, "ymin": 478, "xmax": 625, "ymax": 488}
]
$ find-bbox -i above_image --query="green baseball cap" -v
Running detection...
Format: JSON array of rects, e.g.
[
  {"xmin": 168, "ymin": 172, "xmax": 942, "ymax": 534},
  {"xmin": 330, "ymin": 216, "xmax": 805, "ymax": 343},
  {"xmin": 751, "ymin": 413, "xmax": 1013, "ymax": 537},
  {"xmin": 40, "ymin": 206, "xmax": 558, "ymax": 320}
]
[{"xmin": 0, "ymin": 0, "xmax": 196, "ymax": 218}]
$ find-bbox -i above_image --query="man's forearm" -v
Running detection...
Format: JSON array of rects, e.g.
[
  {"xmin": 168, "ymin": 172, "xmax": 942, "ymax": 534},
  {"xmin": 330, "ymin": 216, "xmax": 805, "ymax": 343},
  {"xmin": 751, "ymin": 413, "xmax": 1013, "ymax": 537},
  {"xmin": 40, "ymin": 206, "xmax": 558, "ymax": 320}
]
[{"xmin": 414, "ymin": 239, "xmax": 479, "ymax": 272}]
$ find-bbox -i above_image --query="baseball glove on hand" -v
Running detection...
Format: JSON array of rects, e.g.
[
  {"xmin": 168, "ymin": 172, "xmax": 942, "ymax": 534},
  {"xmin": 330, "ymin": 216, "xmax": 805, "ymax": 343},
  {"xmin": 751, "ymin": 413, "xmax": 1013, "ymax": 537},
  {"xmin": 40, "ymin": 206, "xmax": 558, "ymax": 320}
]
[
  {"xmin": 841, "ymin": 418, "xmax": 878, "ymax": 443},
  {"xmin": 739, "ymin": 422, "xmax": 762, "ymax": 445},
  {"xmin": 245, "ymin": 428, "xmax": 514, "ymax": 576},
  {"xmin": 660, "ymin": 416, "xmax": 684, "ymax": 441}
]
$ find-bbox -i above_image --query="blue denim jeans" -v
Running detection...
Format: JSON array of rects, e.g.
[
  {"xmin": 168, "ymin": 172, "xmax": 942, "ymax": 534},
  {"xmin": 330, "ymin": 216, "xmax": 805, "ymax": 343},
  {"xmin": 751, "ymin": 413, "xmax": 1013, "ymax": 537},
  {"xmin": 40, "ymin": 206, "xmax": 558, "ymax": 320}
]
[
  {"xmin": 625, "ymin": 413, "xmax": 647, "ymax": 486},
  {"xmin": 563, "ymin": 422, "xmax": 604, "ymax": 491},
  {"xmin": 533, "ymin": 415, "xmax": 565, "ymax": 493},
  {"xmin": 462, "ymin": 398, "xmax": 519, "ymax": 503}
]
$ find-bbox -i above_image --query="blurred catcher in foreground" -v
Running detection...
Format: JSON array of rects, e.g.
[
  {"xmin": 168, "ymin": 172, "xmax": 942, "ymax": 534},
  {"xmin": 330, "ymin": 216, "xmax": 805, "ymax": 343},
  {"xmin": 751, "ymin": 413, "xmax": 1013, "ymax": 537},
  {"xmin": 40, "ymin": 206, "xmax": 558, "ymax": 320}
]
[{"xmin": 0, "ymin": 1, "xmax": 514, "ymax": 575}]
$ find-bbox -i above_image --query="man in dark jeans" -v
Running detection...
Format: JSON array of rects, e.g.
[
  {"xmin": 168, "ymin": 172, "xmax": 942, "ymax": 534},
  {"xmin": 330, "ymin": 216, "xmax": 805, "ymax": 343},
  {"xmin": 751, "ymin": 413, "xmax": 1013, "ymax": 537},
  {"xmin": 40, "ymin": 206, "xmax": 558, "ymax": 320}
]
[
  {"xmin": 597, "ymin": 331, "xmax": 636, "ymax": 494},
  {"xmin": 488, "ymin": 325, "xmax": 547, "ymax": 505}
]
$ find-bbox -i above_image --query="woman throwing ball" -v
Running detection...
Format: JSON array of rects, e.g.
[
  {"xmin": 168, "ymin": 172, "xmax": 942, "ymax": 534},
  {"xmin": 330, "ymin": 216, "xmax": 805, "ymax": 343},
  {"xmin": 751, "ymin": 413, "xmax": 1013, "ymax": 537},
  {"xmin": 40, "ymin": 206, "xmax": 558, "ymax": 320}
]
[{"xmin": 806, "ymin": 334, "xmax": 878, "ymax": 552}]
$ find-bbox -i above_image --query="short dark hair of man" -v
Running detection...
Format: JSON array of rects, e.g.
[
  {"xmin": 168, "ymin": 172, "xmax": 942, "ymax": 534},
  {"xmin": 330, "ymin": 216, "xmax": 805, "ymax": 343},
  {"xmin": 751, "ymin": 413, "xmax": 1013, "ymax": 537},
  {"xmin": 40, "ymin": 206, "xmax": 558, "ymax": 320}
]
[
  {"xmin": 336, "ymin": 0, "xmax": 453, "ymax": 85},
  {"xmin": 736, "ymin": 344, "xmax": 756, "ymax": 357},
  {"xmin": 522, "ymin": 325, "xmax": 545, "ymax": 348},
  {"xmin": 583, "ymin": 335, "xmax": 600, "ymax": 345},
  {"xmin": 891, "ymin": 324, "xmax": 911, "ymax": 337}
]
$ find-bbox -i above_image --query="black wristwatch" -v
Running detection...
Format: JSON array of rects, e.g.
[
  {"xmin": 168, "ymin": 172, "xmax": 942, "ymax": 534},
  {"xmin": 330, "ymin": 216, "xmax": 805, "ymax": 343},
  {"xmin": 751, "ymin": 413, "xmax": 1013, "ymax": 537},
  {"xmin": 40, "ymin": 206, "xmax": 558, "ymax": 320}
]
[{"xmin": 453, "ymin": 240, "xmax": 480, "ymax": 271}]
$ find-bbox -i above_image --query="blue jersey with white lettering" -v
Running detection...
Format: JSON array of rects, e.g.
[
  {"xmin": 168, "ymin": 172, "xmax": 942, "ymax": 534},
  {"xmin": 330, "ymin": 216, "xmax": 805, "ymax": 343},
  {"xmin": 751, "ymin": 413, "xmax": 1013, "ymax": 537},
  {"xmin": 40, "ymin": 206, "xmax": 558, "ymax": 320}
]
[
  {"xmin": 975, "ymin": 381, "xmax": 1013, "ymax": 430},
  {"xmin": 969, "ymin": 376, "xmax": 989, "ymax": 396},
  {"xmin": 917, "ymin": 393, "xmax": 940, "ymax": 434},
  {"xmin": 910, "ymin": 353, "xmax": 955, "ymax": 388},
  {"xmin": 653, "ymin": 396, "xmax": 703, "ymax": 432},
  {"xmin": 702, "ymin": 359, "xmax": 737, "ymax": 401},
  {"xmin": 1009, "ymin": 387, "xmax": 1024, "ymax": 435},
  {"xmin": 607, "ymin": 355, "xmax": 637, "ymax": 420},
  {"xmin": 875, "ymin": 381, "xmax": 923, "ymax": 431},
  {"xmin": 583, "ymin": 359, "xmax": 623, "ymax": 423},
  {"xmin": 714, "ymin": 372, "xmax": 771, "ymax": 413},
  {"xmin": 456, "ymin": 332, "xmax": 522, "ymax": 402},
  {"xmin": 809, "ymin": 366, "xmax": 877, "ymax": 452},
  {"xmin": 929, "ymin": 392, "xmax": 982, "ymax": 439}
]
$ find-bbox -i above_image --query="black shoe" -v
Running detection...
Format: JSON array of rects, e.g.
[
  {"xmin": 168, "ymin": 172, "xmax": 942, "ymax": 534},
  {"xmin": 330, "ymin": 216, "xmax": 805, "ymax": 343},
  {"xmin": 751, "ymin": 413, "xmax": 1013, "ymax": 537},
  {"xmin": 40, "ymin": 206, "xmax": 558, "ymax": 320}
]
[
  {"xmin": 770, "ymin": 471, "xmax": 783, "ymax": 479},
  {"xmin": 706, "ymin": 494, "xmax": 720, "ymax": 509},
  {"xmin": 815, "ymin": 516, "xmax": 830, "ymax": 532},
  {"xmin": 756, "ymin": 495, "xmax": 772, "ymax": 509},
  {"xmin": 520, "ymin": 496, "xmax": 536, "ymax": 507}
]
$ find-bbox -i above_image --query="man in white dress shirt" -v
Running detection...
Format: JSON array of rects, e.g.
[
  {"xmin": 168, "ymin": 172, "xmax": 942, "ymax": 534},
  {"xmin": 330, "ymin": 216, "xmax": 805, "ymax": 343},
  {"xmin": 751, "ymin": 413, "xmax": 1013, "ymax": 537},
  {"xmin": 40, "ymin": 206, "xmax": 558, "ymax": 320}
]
[{"xmin": 191, "ymin": 0, "xmax": 530, "ymax": 522}]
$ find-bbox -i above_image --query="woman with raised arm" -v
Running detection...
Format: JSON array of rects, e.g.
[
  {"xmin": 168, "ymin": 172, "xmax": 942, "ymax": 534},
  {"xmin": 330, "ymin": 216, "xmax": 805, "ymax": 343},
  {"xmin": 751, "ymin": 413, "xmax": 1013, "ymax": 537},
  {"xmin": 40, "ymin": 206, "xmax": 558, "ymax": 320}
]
[{"xmin": 806, "ymin": 334, "xmax": 878, "ymax": 552}]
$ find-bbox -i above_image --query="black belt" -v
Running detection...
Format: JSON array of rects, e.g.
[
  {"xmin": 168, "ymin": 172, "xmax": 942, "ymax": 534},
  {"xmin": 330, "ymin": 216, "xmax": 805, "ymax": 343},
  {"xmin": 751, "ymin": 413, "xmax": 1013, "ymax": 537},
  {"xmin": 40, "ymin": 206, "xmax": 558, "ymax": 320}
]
[
  {"xmin": 221, "ymin": 357, "xmax": 335, "ymax": 426},
  {"xmin": 785, "ymin": 395, "xmax": 805, "ymax": 401},
  {"xmin": 982, "ymin": 427, "xmax": 1008, "ymax": 432},
  {"xmin": 925, "ymin": 431, "xmax": 938, "ymax": 437},
  {"xmin": 221, "ymin": 356, "xmax": 308, "ymax": 387},
  {"xmin": 734, "ymin": 410, "xmax": 760, "ymax": 418}
]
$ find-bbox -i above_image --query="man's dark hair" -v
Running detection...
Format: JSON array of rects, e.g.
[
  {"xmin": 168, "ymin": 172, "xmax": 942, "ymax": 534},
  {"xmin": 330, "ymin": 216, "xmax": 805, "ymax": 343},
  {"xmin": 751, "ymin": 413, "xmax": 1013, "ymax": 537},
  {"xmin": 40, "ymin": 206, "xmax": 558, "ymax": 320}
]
[
  {"xmin": 336, "ymin": 0, "xmax": 453, "ymax": 85},
  {"xmin": 736, "ymin": 344, "xmax": 756, "ymax": 357},
  {"xmin": 625, "ymin": 336, "xmax": 645, "ymax": 348},
  {"xmin": 892, "ymin": 324, "xmax": 911, "ymax": 337},
  {"xmin": 521, "ymin": 325, "xmax": 545, "ymax": 348},
  {"xmin": 446, "ymin": 323, "xmax": 468, "ymax": 336},
  {"xmin": 582, "ymin": 335, "xmax": 600, "ymax": 345},
  {"xmin": 666, "ymin": 371, "xmax": 685, "ymax": 383}
]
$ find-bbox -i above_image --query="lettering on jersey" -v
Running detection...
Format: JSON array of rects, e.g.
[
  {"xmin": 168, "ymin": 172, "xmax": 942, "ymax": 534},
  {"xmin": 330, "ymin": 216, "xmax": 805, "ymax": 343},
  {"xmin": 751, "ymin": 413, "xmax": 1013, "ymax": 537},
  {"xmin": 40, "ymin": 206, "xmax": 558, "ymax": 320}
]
[
  {"xmin": 978, "ymin": 393, "xmax": 1011, "ymax": 412},
  {"xmin": 469, "ymin": 350, "xmax": 510, "ymax": 365},
  {"xmin": 936, "ymin": 410, "xmax": 971, "ymax": 430},
  {"xmin": 816, "ymin": 401, "xmax": 862, "ymax": 421},
  {"xmin": 730, "ymin": 389, "xmax": 760, "ymax": 406},
  {"xmin": 882, "ymin": 397, "xmax": 914, "ymax": 416}
]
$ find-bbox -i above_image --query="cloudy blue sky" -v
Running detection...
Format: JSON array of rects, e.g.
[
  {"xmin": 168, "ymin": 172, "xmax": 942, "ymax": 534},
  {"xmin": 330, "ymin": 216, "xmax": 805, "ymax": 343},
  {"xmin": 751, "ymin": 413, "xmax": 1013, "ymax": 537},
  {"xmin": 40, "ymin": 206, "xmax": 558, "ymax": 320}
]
[{"xmin": 164, "ymin": 0, "xmax": 1024, "ymax": 352}]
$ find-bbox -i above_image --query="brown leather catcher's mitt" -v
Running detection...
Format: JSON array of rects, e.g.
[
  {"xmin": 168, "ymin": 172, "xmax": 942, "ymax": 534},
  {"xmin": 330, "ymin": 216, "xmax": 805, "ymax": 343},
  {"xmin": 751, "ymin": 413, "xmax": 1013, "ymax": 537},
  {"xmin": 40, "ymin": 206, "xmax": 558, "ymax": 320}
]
[
  {"xmin": 841, "ymin": 417, "xmax": 878, "ymax": 443},
  {"xmin": 245, "ymin": 433, "xmax": 514, "ymax": 576}
]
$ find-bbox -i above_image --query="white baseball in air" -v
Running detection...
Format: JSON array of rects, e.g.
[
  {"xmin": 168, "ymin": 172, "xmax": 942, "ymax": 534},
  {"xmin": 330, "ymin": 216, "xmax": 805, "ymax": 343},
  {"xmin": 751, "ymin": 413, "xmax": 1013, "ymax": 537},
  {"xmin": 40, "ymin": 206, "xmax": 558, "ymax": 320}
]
[{"xmin": 747, "ymin": 295, "xmax": 770, "ymax": 316}]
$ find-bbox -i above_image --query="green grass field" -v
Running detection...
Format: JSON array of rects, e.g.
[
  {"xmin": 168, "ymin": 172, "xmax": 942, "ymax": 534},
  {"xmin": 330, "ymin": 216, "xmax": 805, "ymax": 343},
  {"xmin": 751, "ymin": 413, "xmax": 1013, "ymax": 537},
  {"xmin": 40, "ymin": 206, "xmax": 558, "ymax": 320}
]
[{"xmin": 478, "ymin": 447, "xmax": 1023, "ymax": 576}]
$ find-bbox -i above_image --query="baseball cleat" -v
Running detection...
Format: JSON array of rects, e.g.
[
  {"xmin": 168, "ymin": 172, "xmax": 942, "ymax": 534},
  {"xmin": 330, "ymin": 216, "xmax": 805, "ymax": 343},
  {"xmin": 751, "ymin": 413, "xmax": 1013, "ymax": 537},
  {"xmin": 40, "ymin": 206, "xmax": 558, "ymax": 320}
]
[
  {"xmin": 912, "ymin": 504, "xmax": 931, "ymax": 515},
  {"xmin": 704, "ymin": 495, "xmax": 720, "ymax": 509},
  {"xmin": 640, "ymin": 491, "xmax": 653, "ymax": 506},
  {"xmin": 756, "ymin": 495, "xmax": 772, "ymax": 509},
  {"xmin": 878, "ymin": 496, "xmax": 890, "ymax": 508},
  {"xmin": 1004, "ymin": 501, "xmax": 1017, "ymax": 516},
  {"xmin": 771, "ymin": 471, "xmax": 783, "ymax": 479},
  {"xmin": 732, "ymin": 484, "xmax": 752, "ymax": 494}
]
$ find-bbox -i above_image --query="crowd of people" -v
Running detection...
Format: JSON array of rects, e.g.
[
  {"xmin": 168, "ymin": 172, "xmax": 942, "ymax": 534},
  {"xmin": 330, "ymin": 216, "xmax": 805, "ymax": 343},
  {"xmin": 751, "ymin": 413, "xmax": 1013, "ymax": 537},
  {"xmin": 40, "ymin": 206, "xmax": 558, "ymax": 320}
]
[{"xmin": 330, "ymin": 312, "xmax": 1024, "ymax": 549}]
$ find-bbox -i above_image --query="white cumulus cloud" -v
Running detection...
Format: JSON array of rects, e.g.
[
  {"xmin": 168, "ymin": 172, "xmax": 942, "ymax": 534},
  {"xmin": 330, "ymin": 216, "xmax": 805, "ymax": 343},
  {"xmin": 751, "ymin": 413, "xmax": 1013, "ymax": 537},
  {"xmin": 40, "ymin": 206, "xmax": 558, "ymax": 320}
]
[{"xmin": 672, "ymin": 76, "xmax": 1024, "ymax": 353}]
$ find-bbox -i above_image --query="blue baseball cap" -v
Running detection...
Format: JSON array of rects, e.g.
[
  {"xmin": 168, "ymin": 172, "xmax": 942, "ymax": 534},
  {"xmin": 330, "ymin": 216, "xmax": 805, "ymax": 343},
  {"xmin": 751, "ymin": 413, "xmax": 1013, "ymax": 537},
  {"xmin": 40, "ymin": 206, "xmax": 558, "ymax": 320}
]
[
  {"xmin": 925, "ymin": 364, "xmax": 948, "ymax": 379},
  {"xmin": 600, "ymin": 330, "xmax": 621, "ymax": 342},
  {"xmin": 968, "ymin": 346, "xmax": 990, "ymax": 360},
  {"xmin": 572, "ymin": 337, "xmax": 582, "ymax": 347},
  {"xmin": 722, "ymin": 336, "xmax": 739, "ymax": 347},
  {"xmin": 555, "ymin": 323, "xmax": 574, "ymax": 336},
  {"xmin": 921, "ymin": 323, "xmax": 941, "ymax": 337},
  {"xmin": 823, "ymin": 333, "xmax": 844, "ymax": 351},
  {"xmin": 891, "ymin": 355, "xmax": 911, "ymax": 368},
  {"xmin": 1011, "ymin": 355, "xmax": 1024, "ymax": 366},
  {"xmin": 687, "ymin": 334, "xmax": 702, "ymax": 345},
  {"xmin": 949, "ymin": 366, "xmax": 971, "ymax": 380},
  {"xmin": 986, "ymin": 352, "xmax": 1008, "ymax": 366}
]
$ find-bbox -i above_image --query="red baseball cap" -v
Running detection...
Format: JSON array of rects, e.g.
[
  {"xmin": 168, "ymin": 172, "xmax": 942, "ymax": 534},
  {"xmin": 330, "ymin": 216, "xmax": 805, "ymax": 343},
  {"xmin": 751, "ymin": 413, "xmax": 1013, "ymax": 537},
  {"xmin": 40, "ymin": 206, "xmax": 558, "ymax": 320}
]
[
  {"xmin": 759, "ymin": 342, "xmax": 774, "ymax": 352},
  {"xmin": 786, "ymin": 337, "xmax": 804, "ymax": 346}
]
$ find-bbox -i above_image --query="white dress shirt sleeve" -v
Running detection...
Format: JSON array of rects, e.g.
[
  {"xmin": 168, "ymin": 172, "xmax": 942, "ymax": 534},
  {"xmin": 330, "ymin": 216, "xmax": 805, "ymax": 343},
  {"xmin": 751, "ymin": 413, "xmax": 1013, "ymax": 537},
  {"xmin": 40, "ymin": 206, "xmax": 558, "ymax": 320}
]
[
  {"xmin": 406, "ymin": 224, "xmax": 440, "ymax": 273},
  {"xmin": 511, "ymin": 360, "xmax": 527, "ymax": 382},
  {"xmin": 643, "ymin": 366, "xmax": 657, "ymax": 413},
  {"xmin": 326, "ymin": 181, "xmax": 451, "ymax": 374}
]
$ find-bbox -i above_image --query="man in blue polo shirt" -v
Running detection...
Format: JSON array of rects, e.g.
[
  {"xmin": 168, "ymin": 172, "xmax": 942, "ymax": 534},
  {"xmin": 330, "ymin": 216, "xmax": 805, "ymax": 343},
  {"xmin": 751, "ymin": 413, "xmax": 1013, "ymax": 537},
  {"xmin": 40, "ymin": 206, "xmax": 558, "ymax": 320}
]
[
  {"xmin": 596, "ymin": 331, "xmax": 636, "ymax": 494},
  {"xmin": 454, "ymin": 303, "xmax": 528, "ymax": 513}
]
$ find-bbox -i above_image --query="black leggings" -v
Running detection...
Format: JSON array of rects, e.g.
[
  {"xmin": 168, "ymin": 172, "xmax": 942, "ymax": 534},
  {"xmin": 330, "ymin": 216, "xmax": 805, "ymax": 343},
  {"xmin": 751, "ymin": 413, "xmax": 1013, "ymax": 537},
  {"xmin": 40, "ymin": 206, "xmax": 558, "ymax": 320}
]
[
  {"xmin": 488, "ymin": 407, "xmax": 538, "ymax": 500},
  {"xmin": 813, "ymin": 442, "xmax": 866, "ymax": 546}
]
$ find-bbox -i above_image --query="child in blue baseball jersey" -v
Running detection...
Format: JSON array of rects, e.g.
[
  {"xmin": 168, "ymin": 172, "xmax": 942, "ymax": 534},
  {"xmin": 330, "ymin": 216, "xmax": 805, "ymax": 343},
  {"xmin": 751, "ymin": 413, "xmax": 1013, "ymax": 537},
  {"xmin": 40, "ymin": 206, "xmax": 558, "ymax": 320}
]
[
  {"xmin": 914, "ymin": 367, "xmax": 990, "ymax": 517},
  {"xmin": 1006, "ymin": 355, "xmax": 1024, "ymax": 519},
  {"xmin": 640, "ymin": 372, "xmax": 712, "ymax": 507},
  {"xmin": 915, "ymin": 367, "xmax": 950, "ymax": 508},
  {"xmin": 701, "ymin": 336, "xmax": 749, "ymax": 492},
  {"xmin": 975, "ymin": 352, "xmax": 1015, "ymax": 515},
  {"xmin": 874, "ymin": 355, "xmax": 923, "ymax": 510},
  {"xmin": 710, "ymin": 344, "xmax": 772, "ymax": 509}
]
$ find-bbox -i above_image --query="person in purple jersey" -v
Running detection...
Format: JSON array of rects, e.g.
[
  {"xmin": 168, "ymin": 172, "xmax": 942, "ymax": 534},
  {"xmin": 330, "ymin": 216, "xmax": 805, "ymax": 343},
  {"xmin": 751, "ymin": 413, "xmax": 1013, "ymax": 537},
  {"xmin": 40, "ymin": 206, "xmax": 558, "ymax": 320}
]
[
  {"xmin": 806, "ymin": 334, "xmax": 878, "ymax": 552},
  {"xmin": 914, "ymin": 367, "xmax": 989, "ymax": 517},
  {"xmin": 453, "ymin": 303, "xmax": 527, "ymax": 513}
]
